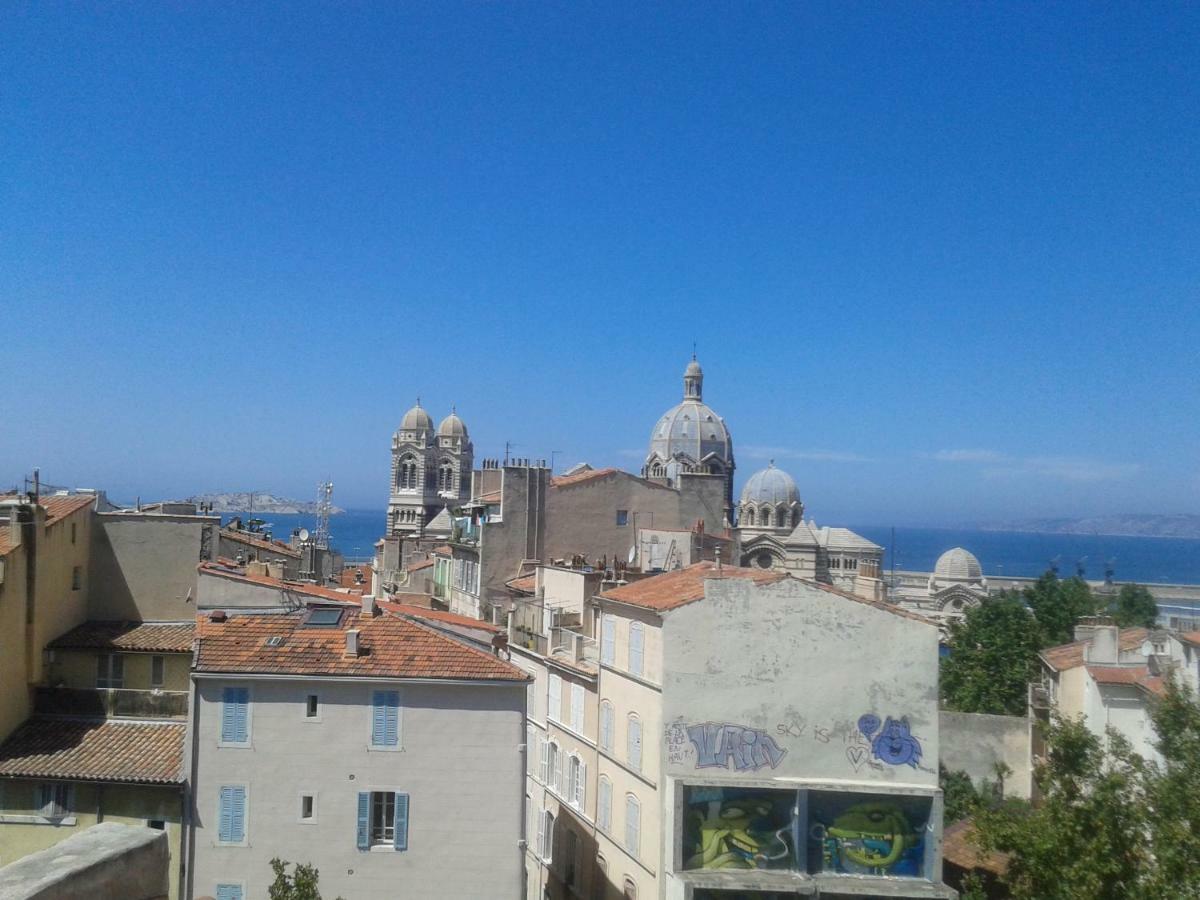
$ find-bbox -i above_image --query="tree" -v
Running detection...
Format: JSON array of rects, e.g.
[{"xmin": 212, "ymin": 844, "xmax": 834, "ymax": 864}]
[
  {"xmin": 972, "ymin": 681, "xmax": 1200, "ymax": 899},
  {"xmin": 1023, "ymin": 572, "xmax": 1098, "ymax": 646},
  {"xmin": 1110, "ymin": 583, "xmax": 1159, "ymax": 629},
  {"xmin": 941, "ymin": 593, "xmax": 1043, "ymax": 715},
  {"xmin": 267, "ymin": 859, "xmax": 344, "ymax": 900}
]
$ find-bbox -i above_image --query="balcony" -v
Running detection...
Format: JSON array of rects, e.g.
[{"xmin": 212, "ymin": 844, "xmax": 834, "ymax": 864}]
[{"xmin": 35, "ymin": 687, "xmax": 189, "ymax": 720}]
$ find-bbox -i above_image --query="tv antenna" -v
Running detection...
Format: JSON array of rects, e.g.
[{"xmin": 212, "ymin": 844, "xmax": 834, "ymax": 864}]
[{"xmin": 313, "ymin": 481, "xmax": 333, "ymax": 549}]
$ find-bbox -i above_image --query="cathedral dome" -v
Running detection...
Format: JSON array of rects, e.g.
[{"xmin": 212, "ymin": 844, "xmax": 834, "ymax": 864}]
[
  {"xmin": 438, "ymin": 410, "xmax": 468, "ymax": 438},
  {"xmin": 644, "ymin": 357, "xmax": 733, "ymax": 473},
  {"xmin": 934, "ymin": 547, "xmax": 983, "ymax": 583},
  {"xmin": 685, "ymin": 358, "xmax": 703, "ymax": 377},
  {"xmin": 399, "ymin": 401, "xmax": 433, "ymax": 433},
  {"xmin": 740, "ymin": 463, "xmax": 799, "ymax": 506}
]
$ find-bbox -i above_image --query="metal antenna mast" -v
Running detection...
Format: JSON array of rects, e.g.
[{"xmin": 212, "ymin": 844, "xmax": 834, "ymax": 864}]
[{"xmin": 314, "ymin": 481, "xmax": 334, "ymax": 549}]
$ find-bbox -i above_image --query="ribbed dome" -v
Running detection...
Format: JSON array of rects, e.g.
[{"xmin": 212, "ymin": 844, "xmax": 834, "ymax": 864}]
[
  {"xmin": 648, "ymin": 400, "xmax": 731, "ymax": 465},
  {"xmin": 740, "ymin": 463, "xmax": 799, "ymax": 506},
  {"xmin": 438, "ymin": 411, "xmax": 468, "ymax": 438},
  {"xmin": 934, "ymin": 547, "xmax": 983, "ymax": 583},
  {"xmin": 399, "ymin": 402, "xmax": 433, "ymax": 433},
  {"xmin": 685, "ymin": 358, "xmax": 703, "ymax": 377}
]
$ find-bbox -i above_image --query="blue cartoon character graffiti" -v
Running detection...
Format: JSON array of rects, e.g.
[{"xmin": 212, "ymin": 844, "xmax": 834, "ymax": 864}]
[{"xmin": 857, "ymin": 714, "xmax": 922, "ymax": 768}]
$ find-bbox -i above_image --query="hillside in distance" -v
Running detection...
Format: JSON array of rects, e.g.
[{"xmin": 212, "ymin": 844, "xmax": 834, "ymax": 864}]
[
  {"xmin": 188, "ymin": 491, "xmax": 344, "ymax": 515},
  {"xmin": 978, "ymin": 514, "xmax": 1200, "ymax": 539}
]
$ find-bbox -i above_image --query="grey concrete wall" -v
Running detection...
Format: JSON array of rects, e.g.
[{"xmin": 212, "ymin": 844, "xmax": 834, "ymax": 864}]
[
  {"xmin": 195, "ymin": 569, "xmax": 296, "ymax": 612},
  {"xmin": 189, "ymin": 676, "xmax": 526, "ymax": 900},
  {"xmin": 0, "ymin": 822, "xmax": 168, "ymax": 900},
  {"xmin": 89, "ymin": 513, "xmax": 218, "ymax": 621},
  {"xmin": 940, "ymin": 711, "xmax": 1034, "ymax": 800},
  {"xmin": 479, "ymin": 466, "xmax": 548, "ymax": 609}
]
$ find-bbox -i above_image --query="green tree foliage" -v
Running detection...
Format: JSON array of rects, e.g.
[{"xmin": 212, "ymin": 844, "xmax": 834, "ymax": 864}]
[
  {"xmin": 941, "ymin": 593, "xmax": 1043, "ymax": 715},
  {"xmin": 973, "ymin": 681, "xmax": 1200, "ymax": 900},
  {"xmin": 940, "ymin": 764, "xmax": 985, "ymax": 824},
  {"xmin": 1110, "ymin": 583, "xmax": 1159, "ymax": 629},
  {"xmin": 267, "ymin": 859, "xmax": 344, "ymax": 900},
  {"xmin": 1023, "ymin": 572, "xmax": 1098, "ymax": 646}
]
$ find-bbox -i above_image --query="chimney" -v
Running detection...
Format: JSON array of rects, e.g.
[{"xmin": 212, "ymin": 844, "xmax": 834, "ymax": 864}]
[
  {"xmin": 362, "ymin": 595, "xmax": 377, "ymax": 617},
  {"xmin": 345, "ymin": 628, "xmax": 361, "ymax": 657},
  {"xmin": 209, "ymin": 610, "xmax": 227, "ymax": 623}
]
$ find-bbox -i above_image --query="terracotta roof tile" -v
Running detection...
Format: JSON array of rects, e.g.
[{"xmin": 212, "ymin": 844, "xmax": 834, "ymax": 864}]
[
  {"xmin": 37, "ymin": 494, "xmax": 96, "ymax": 524},
  {"xmin": 432, "ymin": 545, "xmax": 453, "ymax": 556},
  {"xmin": 1040, "ymin": 628, "xmax": 1149, "ymax": 672},
  {"xmin": 220, "ymin": 529, "xmax": 301, "ymax": 558},
  {"xmin": 599, "ymin": 561, "xmax": 788, "ymax": 612},
  {"xmin": 1178, "ymin": 632, "xmax": 1200, "ymax": 648},
  {"xmin": 48, "ymin": 621, "xmax": 195, "ymax": 653},
  {"xmin": 380, "ymin": 601, "xmax": 503, "ymax": 634},
  {"xmin": 0, "ymin": 718, "xmax": 185, "ymax": 784},
  {"xmin": 942, "ymin": 819, "xmax": 1009, "ymax": 876},
  {"xmin": 406, "ymin": 559, "xmax": 435, "ymax": 573},
  {"xmin": 1087, "ymin": 665, "xmax": 1165, "ymax": 695},
  {"xmin": 195, "ymin": 610, "xmax": 526, "ymax": 681},
  {"xmin": 339, "ymin": 566, "xmax": 372, "ymax": 590},
  {"xmin": 507, "ymin": 574, "xmax": 537, "ymax": 594},
  {"xmin": 198, "ymin": 562, "xmax": 363, "ymax": 603},
  {"xmin": 0, "ymin": 527, "xmax": 11, "ymax": 557}
]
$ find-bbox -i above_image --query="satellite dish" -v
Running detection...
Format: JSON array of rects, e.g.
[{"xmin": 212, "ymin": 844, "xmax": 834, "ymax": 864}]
[{"xmin": 298, "ymin": 528, "xmax": 310, "ymax": 542}]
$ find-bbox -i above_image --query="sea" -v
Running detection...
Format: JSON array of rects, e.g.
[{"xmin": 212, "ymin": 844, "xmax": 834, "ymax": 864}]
[{"xmin": 234, "ymin": 510, "xmax": 1200, "ymax": 586}]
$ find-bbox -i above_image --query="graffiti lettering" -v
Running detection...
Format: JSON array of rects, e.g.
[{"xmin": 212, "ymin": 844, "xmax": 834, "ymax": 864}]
[{"xmin": 687, "ymin": 722, "xmax": 787, "ymax": 771}]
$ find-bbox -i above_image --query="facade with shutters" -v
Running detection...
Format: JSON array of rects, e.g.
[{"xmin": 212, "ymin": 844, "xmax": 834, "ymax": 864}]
[{"xmin": 189, "ymin": 606, "xmax": 529, "ymax": 900}]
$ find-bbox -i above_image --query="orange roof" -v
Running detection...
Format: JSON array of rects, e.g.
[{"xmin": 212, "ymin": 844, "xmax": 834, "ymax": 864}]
[
  {"xmin": 48, "ymin": 621, "xmax": 195, "ymax": 653},
  {"xmin": 507, "ymin": 574, "xmax": 537, "ymax": 594},
  {"xmin": 0, "ymin": 493, "xmax": 95, "ymax": 526},
  {"xmin": 0, "ymin": 528, "xmax": 11, "ymax": 557},
  {"xmin": 1178, "ymin": 632, "xmax": 1200, "ymax": 648},
  {"xmin": 1087, "ymin": 665, "xmax": 1165, "ymax": 695},
  {"xmin": 220, "ymin": 529, "xmax": 301, "ymax": 558},
  {"xmin": 380, "ymin": 601, "xmax": 504, "ymax": 634},
  {"xmin": 942, "ymin": 819, "xmax": 1009, "ymax": 876},
  {"xmin": 599, "ymin": 561, "xmax": 788, "ymax": 612},
  {"xmin": 550, "ymin": 467, "xmax": 670, "ymax": 490},
  {"xmin": 1039, "ymin": 628, "xmax": 1149, "ymax": 672},
  {"xmin": 339, "ymin": 565, "xmax": 372, "ymax": 590},
  {"xmin": 0, "ymin": 718, "xmax": 185, "ymax": 784},
  {"xmin": 195, "ymin": 610, "xmax": 526, "ymax": 681},
  {"xmin": 198, "ymin": 561, "xmax": 363, "ymax": 603},
  {"xmin": 407, "ymin": 558, "xmax": 435, "ymax": 572},
  {"xmin": 432, "ymin": 545, "xmax": 453, "ymax": 556}
]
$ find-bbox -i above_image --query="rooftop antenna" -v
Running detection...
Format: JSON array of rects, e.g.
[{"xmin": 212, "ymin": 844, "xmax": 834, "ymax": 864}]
[
  {"xmin": 504, "ymin": 441, "xmax": 519, "ymax": 466},
  {"xmin": 313, "ymin": 481, "xmax": 334, "ymax": 549},
  {"xmin": 549, "ymin": 450, "xmax": 563, "ymax": 474}
]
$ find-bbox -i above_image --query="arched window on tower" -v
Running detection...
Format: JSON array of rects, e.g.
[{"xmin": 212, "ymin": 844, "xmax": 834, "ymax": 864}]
[
  {"xmin": 744, "ymin": 507, "xmax": 755, "ymax": 527},
  {"xmin": 761, "ymin": 507, "xmax": 773, "ymax": 527},
  {"xmin": 398, "ymin": 455, "xmax": 418, "ymax": 490},
  {"xmin": 708, "ymin": 462, "xmax": 722, "ymax": 475},
  {"xmin": 438, "ymin": 460, "xmax": 454, "ymax": 493},
  {"xmin": 777, "ymin": 505, "xmax": 789, "ymax": 527},
  {"xmin": 792, "ymin": 510, "xmax": 801, "ymax": 527}
]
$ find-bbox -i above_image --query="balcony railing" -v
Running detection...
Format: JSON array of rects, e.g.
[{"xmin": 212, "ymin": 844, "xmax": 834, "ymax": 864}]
[{"xmin": 35, "ymin": 687, "xmax": 189, "ymax": 719}]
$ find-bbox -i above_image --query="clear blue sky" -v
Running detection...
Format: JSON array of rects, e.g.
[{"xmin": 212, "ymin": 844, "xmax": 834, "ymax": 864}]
[{"xmin": 2, "ymin": 3, "xmax": 1197, "ymax": 525}]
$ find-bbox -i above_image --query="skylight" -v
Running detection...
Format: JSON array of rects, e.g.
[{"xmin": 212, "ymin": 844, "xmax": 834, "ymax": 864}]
[{"xmin": 304, "ymin": 607, "xmax": 344, "ymax": 628}]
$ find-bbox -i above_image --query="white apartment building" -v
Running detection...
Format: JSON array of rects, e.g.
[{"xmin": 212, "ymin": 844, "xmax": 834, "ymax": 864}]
[{"xmin": 188, "ymin": 602, "xmax": 529, "ymax": 900}]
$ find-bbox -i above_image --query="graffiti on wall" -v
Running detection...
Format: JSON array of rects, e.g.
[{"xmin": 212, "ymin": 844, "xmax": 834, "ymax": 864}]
[
  {"xmin": 859, "ymin": 714, "xmax": 923, "ymax": 768},
  {"xmin": 812, "ymin": 800, "xmax": 925, "ymax": 876},
  {"xmin": 683, "ymin": 786, "xmax": 795, "ymax": 871},
  {"xmin": 687, "ymin": 722, "xmax": 787, "ymax": 771}
]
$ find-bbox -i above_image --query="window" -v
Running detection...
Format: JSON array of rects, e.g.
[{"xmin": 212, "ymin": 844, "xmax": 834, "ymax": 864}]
[
  {"xmin": 96, "ymin": 653, "xmax": 124, "ymax": 689},
  {"xmin": 599, "ymin": 700, "xmax": 614, "ymax": 752},
  {"xmin": 217, "ymin": 786, "xmax": 247, "ymax": 843},
  {"xmin": 215, "ymin": 886, "xmax": 244, "ymax": 900},
  {"xmin": 623, "ymin": 877, "xmax": 638, "ymax": 899},
  {"xmin": 601, "ymin": 616, "xmax": 615, "ymax": 665},
  {"xmin": 564, "ymin": 828, "xmax": 580, "ymax": 886},
  {"xmin": 306, "ymin": 694, "xmax": 319, "ymax": 718},
  {"xmin": 301, "ymin": 795, "xmax": 314, "ymax": 821},
  {"xmin": 627, "ymin": 622, "xmax": 644, "ymax": 676},
  {"xmin": 220, "ymin": 687, "xmax": 250, "ymax": 744},
  {"xmin": 547, "ymin": 674, "xmax": 562, "ymax": 723},
  {"xmin": 150, "ymin": 656, "xmax": 165, "ymax": 689},
  {"xmin": 537, "ymin": 809, "xmax": 554, "ymax": 862},
  {"xmin": 371, "ymin": 690, "xmax": 400, "ymax": 747},
  {"xmin": 357, "ymin": 791, "xmax": 409, "ymax": 850},
  {"xmin": 627, "ymin": 714, "xmax": 642, "ymax": 771},
  {"xmin": 526, "ymin": 725, "xmax": 536, "ymax": 775},
  {"xmin": 566, "ymin": 755, "xmax": 586, "ymax": 809},
  {"xmin": 147, "ymin": 819, "xmax": 165, "ymax": 830},
  {"xmin": 539, "ymin": 735, "xmax": 550, "ymax": 783},
  {"xmin": 70, "ymin": 522, "xmax": 76, "ymax": 544},
  {"xmin": 71, "ymin": 566, "xmax": 81, "ymax": 591},
  {"xmin": 597, "ymin": 777, "xmax": 612, "ymax": 831},
  {"xmin": 624, "ymin": 794, "xmax": 641, "ymax": 857},
  {"xmin": 570, "ymin": 683, "xmax": 585, "ymax": 733},
  {"xmin": 547, "ymin": 741, "xmax": 562, "ymax": 792},
  {"xmin": 39, "ymin": 783, "xmax": 70, "ymax": 818},
  {"xmin": 594, "ymin": 856, "xmax": 608, "ymax": 900},
  {"xmin": 616, "ymin": 509, "xmax": 629, "ymax": 527},
  {"xmin": 744, "ymin": 507, "xmax": 755, "ymax": 526}
]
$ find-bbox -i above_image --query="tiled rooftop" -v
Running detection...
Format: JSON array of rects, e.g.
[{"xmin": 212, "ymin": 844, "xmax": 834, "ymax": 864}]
[
  {"xmin": 599, "ymin": 561, "xmax": 788, "ymax": 611},
  {"xmin": 506, "ymin": 574, "xmax": 537, "ymax": 594},
  {"xmin": 0, "ymin": 718, "xmax": 185, "ymax": 785},
  {"xmin": 1086, "ymin": 665, "xmax": 1164, "ymax": 696},
  {"xmin": 48, "ymin": 621, "xmax": 195, "ymax": 653},
  {"xmin": 0, "ymin": 493, "xmax": 96, "ymax": 556},
  {"xmin": 406, "ymin": 558, "xmax": 435, "ymax": 572},
  {"xmin": 941, "ymin": 819, "xmax": 1009, "ymax": 876},
  {"xmin": 1039, "ymin": 628, "xmax": 1149, "ymax": 672},
  {"xmin": 380, "ymin": 601, "xmax": 504, "ymax": 634},
  {"xmin": 195, "ymin": 610, "xmax": 526, "ymax": 681},
  {"xmin": 220, "ymin": 529, "xmax": 301, "ymax": 558},
  {"xmin": 198, "ymin": 562, "xmax": 363, "ymax": 603}
]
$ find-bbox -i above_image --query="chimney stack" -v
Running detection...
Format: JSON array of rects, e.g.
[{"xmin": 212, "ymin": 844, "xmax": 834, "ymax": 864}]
[
  {"xmin": 362, "ymin": 595, "xmax": 377, "ymax": 618},
  {"xmin": 345, "ymin": 628, "xmax": 361, "ymax": 657}
]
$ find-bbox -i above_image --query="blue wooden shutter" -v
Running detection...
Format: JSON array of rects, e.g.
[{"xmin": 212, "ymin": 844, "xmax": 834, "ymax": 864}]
[
  {"xmin": 222, "ymin": 687, "xmax": 248, "ymax": 742},
  {"xmin": 356, "ymin": 792, "xmax": 370, "ymax": 850},
  {"xmin": 218, "ymin": 787, "xmax": 233, "ymax": 842},
  {"xmin": 371, "ymin": 693, "xmax": 386, "ymax": 745},
  {"xmin": 384, "ymin": 692, "xmax": 399, "ymax": 746},
  {"xmin": 393, "ymin": 792, "xmax": 409, "ymax": 851},
  {"xmin": 230, "ymin": 787, "xmax": 246, "ymax": 842}
]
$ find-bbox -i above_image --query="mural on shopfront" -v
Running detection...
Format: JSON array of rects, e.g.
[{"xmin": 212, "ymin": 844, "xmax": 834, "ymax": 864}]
[
  {"xmin": 683, "ymin": 787, "xmax": 795, "ymax": 871},
  {"xmin": 686, "ymin": 722, "xmax": 787, "ymax": 771},
  {"xmin": 811, "ymin": 800, "xmax": 925, "ymax": 876}
]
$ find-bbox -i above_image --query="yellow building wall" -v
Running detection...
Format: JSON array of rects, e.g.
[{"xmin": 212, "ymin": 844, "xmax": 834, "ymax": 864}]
[
  {"xmin": 0, "ymin": 549, "xmax": 30, "ymax": 743},
  {"xmin": 0, "ymin": 779, "xmax": 183, "ymax": 899},
  {"xmin": 29, "ymin": 506, "xmax": 93, "ymax": 686},
  {"xmin": 49, "ymin": 650, "xmax": 191, "ymax": 693}
]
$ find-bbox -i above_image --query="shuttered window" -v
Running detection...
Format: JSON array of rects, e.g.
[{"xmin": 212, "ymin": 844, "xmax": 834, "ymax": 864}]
[
  {"xmin": 217, "ymin": 786, "xmax": 246, "ymax": 843},
  {"xmin": 547, "ymin": 674, "xmax": 562, "ymax": 723},
  {"xmin": 599, "ymin": 701, "xmax": 614, "ymax": 752},
  {"xmin": 627, "ymin": 715, "xmax": 642, "ymax": 771},
  {"xmin": 597, "ymin": 777, "xmax": 612, "ymax": 831},
  {"xmin": 570, "ymin": 683, "xmax": 585, "ymax": 733},
  {"xmin": 357, "ymin": 791, "xmax": 409, "ymax": 850},
  {"xmin": 624, "ymin": 794, "xmax": 640, "ymax": 857},
  {"xmin": 220, "ymin": 687, "xmax": 249, "ymax": 744},
  {"xmin": 539, "ymin": 735, "xmax": 550, "ymax": 783},
  {"xmin": 371, "ymin": 691, "xmax": 400, "ymax": 747},
  {"xmin": 628, "ymin": 622, "xmax": 644, "ymax": 676},
  {"xmin": 601, "ymin": 616, "xmax": 615, "ymax": 665}
]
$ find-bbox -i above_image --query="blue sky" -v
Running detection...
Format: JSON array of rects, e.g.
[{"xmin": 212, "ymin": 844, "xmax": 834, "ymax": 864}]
[{"xmin": 1, "ymin": 3, "xmax": 1197, "ymax": 525}]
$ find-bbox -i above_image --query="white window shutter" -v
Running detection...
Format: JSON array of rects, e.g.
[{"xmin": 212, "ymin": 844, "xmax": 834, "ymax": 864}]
[
  {"xmin": 571, "ymin": 684, "xmax": 584, "ymax": 733},
  {"xmin": 539, "ymin": 737, "xmax": 549, "ymax": 783},
  {"xmin": 552, "ymin": 744, "xmax": 563, "ymax": 791},
  {"xmin": 628, "ymin": 622, "xmax": 644, "ymax": 676},
  {"xmin": 601, "ymin": 616, "xmax": 615, "ymax": 664},
  {"xmin": 575, "ymin": 760, "xmax": 586, "ymax": 809},
  {"xmin": 536, "ymin": 807, "xmax": 546, "ymax": 858},
  {"xmin": 548, "ymin": 674, "xmax": 561, "ymax": 723},
  {"xmin": 628, "ymin": 716, "xmax": 642, "ymax": 770}
]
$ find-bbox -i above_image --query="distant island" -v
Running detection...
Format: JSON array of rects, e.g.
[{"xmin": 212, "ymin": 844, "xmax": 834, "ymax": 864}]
[
  {"xmin": 978, "ymin": 514, "xmax": 1200, "ymax": 540},
  {"xmin": 188, "ymin": 492, "xmax": 345, "ymax": 515}
]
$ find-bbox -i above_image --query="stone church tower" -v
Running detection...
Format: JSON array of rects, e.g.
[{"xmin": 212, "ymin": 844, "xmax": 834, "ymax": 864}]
[{"xmin": 387, "ymin": 401, "xmax": 474, "ymax": 536}]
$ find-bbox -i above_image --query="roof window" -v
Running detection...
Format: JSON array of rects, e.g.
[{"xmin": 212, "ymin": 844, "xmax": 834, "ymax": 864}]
[{"xmin": 303, "ymin": 607, "xmax": 345, "ymax": 628}]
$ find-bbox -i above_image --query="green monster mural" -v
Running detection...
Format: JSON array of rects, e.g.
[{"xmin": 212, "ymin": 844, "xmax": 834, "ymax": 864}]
[
  {"xmin": 812, "ymin": 801, "xmax": 923, "ymax": 876},
  {"xmin": 684, "ymin": 795, "xmax": 793, "ymax": 870}
]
